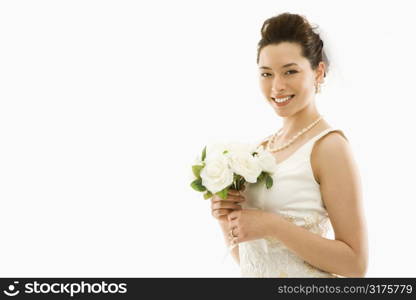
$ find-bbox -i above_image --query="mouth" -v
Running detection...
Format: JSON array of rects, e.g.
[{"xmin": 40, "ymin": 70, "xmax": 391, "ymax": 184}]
[{"xmin": 271, "ymin": 95, "xmax": 295, "ymax": 107}]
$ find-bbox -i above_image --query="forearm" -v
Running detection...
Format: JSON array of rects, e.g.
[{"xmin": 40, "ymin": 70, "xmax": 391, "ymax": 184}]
[
  {"xmin": 218, "ymin": 220, "xmax": 239, "ymax": 265},
  {"xmin": 264, "ymin": 212, "xmax": 365, "ymax": 277}
]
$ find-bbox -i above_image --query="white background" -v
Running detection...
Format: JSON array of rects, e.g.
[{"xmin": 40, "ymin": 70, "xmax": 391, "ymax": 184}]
[{"xmin": 0, "ymin": 0, "xmax": 415, "ymax": 277}]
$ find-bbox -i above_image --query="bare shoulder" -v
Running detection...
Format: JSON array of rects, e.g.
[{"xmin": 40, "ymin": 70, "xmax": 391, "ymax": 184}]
[{"xmin": 311, "ymin": 130, "xmax": 350, "ymax": 184}]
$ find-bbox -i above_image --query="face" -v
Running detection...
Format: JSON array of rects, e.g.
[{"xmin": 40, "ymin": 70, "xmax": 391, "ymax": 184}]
[{"xmin": 258, "ymin": 42, "xmax": 325, "ymax": 117}]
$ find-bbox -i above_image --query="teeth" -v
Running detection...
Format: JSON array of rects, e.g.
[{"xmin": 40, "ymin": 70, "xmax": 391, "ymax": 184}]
[{"xmin": 274, "ymin": 95, "xmax": 293, "ymax": 103}]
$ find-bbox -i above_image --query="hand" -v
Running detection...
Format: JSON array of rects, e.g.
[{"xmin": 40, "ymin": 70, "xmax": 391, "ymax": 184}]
[
  {"xmin": 228, "ymin": 209, "xmax": 272, "ymax": 245},
  {"xmin": 210, "ymin": 186, "xmax": 246, "ymax": 223}
]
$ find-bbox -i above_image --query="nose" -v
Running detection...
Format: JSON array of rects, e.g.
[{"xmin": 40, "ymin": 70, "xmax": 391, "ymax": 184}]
[{"xmin": 271, "ymin": 76, "xmax": 286, "ymax": 94}]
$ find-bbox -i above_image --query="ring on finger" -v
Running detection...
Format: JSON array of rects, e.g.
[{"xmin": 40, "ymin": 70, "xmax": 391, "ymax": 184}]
[{"xmin": 229, "ymin": 227, "xmax": 238, "ymax": 238}]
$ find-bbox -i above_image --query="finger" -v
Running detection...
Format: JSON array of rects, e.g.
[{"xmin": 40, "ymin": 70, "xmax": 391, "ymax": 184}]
[
  {"xmin": 230, "ymin": 236, "xmax": 239, "ymax": 246},
  {"xmin": 212, "ymin": 195, "xmax": 245, "ymax": 203},
  {"xmin": 211, "ymin": 195, "xmax": 222, "ymax": 203},
  {"xmin": 226, "ymin": 195, "xmax": 246, "ymax": 202},
  {"xmin": 228, "ymin": 189, "xmax": 240, "ymax": 196},
  {"xmin": 212, "ymin": 208, "xmax": 237, "ymax": 219},
  {"xmin": 228, "ymin": 211, "xmax": 240, "ymax": 222},
  {"xmin": 228, "ymin": 227, "xmax": 237, "ymax": 239},
  {"xmin": 229, "ymin": 218, "xmax": 239, "ymax": 229},
  {"xmin": 211, "ymin": 202, "xmax": 242, "ymax": 210},
  {"xmin": 229, "ymin": 186, "xmax": 246, "ymax": 194},
  {"xmin": 213, "ymin": 208, "xmax": 232, "ymax": 218},
  {"xmin": 231, "ymin": 226, "xmax": 239, "ymax": 236},
  {"xmin": 212, "ymin": 209, "xmax": 223, "ymax": 219},
  {"xmin": 212, "ymin": 199, "xmax": 243, "ymax": 208}
]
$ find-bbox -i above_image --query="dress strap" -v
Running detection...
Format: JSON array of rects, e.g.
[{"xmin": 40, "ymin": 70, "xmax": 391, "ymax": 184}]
[
  {"xmin": 257, "ymin": 128, "xmax": 348, "ymax": 148},
  {"xmin": 310, "ymin": 128, "xmax": 348, "ymax": 144}
]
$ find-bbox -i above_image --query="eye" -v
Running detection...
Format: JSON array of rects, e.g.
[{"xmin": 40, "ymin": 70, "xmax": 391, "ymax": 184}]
[
  {"xmin": 260, "ymin": 72, "xmax": 272, "ymax": 78},
  {"xmin": 285, "ymin": 70, "xmax": 298, "ymax": 75}
]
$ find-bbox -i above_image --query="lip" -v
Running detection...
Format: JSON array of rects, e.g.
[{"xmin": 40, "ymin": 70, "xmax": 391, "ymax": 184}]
[
  {"xmin": 272, "ymin": 95, "xmax": 295, "ymax": 107},
  {"xmin": 273, "ymin": 94, "xmax": 293, "ymax": 99}
]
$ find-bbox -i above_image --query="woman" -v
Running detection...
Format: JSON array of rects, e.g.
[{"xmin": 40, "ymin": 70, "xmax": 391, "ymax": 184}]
[{"xmin": 210, "ymin": 12, "xmax": 368, "ymax": 277}]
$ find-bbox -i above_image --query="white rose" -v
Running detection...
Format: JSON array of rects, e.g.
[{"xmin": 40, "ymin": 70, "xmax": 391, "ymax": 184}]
[
  {"xmin": 205, "ymin": 142, "xmax": 229, "ymax": 158},
  {"xmin": 226, "ymin": 141, "xmax": 257, "ymax": 154},
  {"xmin": 206, "ymin": 141, "xmax": 257, "ymax": 158},
  {"xmin": 254, "ymin": 145, "xmax": 277, "ymax": 174},
  {"xmin": 227, "ymin": 150, "xmax": 262, "ymax": 183},
  {"xmin": 200, "ymin": 154, "xmax": 234, "ymax": 194}
]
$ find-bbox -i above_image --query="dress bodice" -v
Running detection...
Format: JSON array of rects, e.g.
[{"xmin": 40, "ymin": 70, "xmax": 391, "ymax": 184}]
[{"xmin": 238, "ymin": 128, "xmax": 347, "ymax": 277}]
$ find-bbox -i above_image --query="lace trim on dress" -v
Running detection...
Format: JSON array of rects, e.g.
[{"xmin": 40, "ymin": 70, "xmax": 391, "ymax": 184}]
[
  {"xmin": 265, "ymin": 212, "xmax": 330, "ymax": 240},
  {"xmin": 239, "ymin": 212, "xmax": 337, "ymax": 278}
]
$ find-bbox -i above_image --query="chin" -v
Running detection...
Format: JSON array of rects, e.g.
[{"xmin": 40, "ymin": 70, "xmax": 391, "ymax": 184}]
[
  {"xmin": 271, "ymin": 105, "xmax": 292, "ymax": 116},
  {"xmin": 276, "ymin": 112, "xmax": 292, "ymax": 118}
]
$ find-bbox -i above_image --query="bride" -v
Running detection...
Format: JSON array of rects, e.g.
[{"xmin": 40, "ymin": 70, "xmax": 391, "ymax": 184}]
[{"xmin": 210, "ymin": 12, "xmax": 368, "ymax": 278}]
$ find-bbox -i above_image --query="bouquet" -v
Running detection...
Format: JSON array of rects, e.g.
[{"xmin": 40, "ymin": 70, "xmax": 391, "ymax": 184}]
[{"xmin": 190, "ymin": 141, "xmax": 277, "ymax": 199}]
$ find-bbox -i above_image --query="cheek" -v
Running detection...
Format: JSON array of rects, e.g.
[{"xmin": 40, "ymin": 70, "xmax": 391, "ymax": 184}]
[
  {"xmin": 293, "ymin": 80, "xmax": 311, "ymax": 97},
  {"xmin": 296, "ymin": 76, "xmax": 314, "ymax": 92},
  {"xmin": 259, "ymin": 79, "xmax": 271, "ymax": 94}
]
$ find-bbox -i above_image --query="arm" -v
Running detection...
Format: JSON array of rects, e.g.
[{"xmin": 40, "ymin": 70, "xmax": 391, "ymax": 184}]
[
  {"xmin": 263, "ymin": 132, "xmax": 368, "ymax": 277},
  {"xmin": 218, "ymin": 220, "xmax": 239, "ymax": 265}
]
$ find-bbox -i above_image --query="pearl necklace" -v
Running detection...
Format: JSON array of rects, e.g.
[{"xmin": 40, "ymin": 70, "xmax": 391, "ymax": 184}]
[{"xmin": 266, "ymin": 115, "xmax": 323, "ymax": 152}]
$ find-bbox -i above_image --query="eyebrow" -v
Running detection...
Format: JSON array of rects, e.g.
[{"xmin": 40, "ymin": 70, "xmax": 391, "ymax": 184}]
[{"xmin": 259, "ymin": 63, "xmax": 298, "ymax": 70}]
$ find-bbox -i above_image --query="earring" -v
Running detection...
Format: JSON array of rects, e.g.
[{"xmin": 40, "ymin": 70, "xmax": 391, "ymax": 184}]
[{"xmin": 315, "ymin": 83, "xmax": 321, "ymax": 94}]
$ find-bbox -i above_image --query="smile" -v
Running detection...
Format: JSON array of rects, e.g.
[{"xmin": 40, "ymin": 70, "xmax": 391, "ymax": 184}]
[{"xmin": 272, "ymin": 95, "xmax": 295, "ymax": 107}]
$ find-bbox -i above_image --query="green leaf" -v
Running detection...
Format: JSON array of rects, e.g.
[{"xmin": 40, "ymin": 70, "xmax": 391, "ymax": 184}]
[
  {"xmin": 265, "ymin": 174, "xmax": 273, "ymax": 189},
  {"xmin": 257, "ymin": 172, "xmax": 265, "ymax": 183},
  {"xmin": 216, "ymin": 188, "xmax": 228, "ymax": 200},
  {"xmin": 191, "ymin": 178, "xmax": 206, "ymax": 192},
  {"xmin": 235, "ymin": 175, "xmax": 246, "ymax": 190},
  {"xmin": 223, "ymin": 150, "xmax": 228, "ymax": 154},
  {"xmin": 192, "ymin": 165, "xmax": 204, "ymax": 178},
  {"xmin": 201, "ymin": 146, "xmax": 207, "ymax": 161},
  {"xmin": 203, "ymin": 191, "xmax": 213, "ymax": 200}
]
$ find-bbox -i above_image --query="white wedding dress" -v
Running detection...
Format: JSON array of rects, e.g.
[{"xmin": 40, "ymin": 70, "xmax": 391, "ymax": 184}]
[{"xmin": 238, "ymin": 128, "xmax": 347, "ymax": 277}]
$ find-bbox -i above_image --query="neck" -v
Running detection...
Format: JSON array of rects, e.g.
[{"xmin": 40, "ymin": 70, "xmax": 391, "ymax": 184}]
[{"xmin": 279, "ymin": 104, "xmax": 321, "ymax": 138}]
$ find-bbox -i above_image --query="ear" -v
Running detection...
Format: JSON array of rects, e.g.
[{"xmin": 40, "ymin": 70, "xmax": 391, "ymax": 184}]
[{"xmin": 315, "ymin": 61, "xmax": 326, "ymax": 83}]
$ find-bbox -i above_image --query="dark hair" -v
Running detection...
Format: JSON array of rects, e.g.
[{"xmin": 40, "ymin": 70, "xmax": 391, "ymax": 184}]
[{"xmin": 256, "ymin": 12, "xmax": 329, "ymax": 77}]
